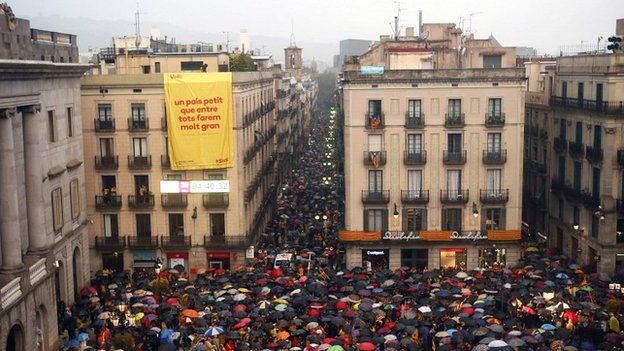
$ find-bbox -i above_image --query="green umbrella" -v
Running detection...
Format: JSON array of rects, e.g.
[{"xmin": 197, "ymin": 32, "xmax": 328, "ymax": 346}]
[
  {"xmin": 328, "ymin": 346, "xmax": 344, "ymax": 351},
  {"xmin": 579, "ymin": 285, "xmax": 594, "ymax": 292},
  {"xmin": 275, "ymin": 303, "xmax": 287, "ymax": 311}
]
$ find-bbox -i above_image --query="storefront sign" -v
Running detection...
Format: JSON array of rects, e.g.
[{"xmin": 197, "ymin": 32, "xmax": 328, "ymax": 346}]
[
  {"xmin": 133, "ymin": 251, "xmax": 157, "ymax": 261},
  {"xmin": 246, "ymin": 246, "xmax": 255, "ymax": 259},
  {"xmin": 360, "ymin": 66, "xmax": 385, "ymax": 75},
  {"xmin": 160, "ymin": 180, "xmax": 230, "ymax": 193},
  {"xmin": 207, "ymin": 252, "xmax": 230, "ymax": 259},
  {"xmin": 383, "ymin": 231, "xmax": 420, "ymax": 241},
  {"xmin": 365, "ymin": 250, "xmax": 387, "ymax": 256},
  {"xmin": 166, "ymin": 252, "xmax": 189, "ymax": 259},
  {"xmin": 450, "ymin": 231, "xmax": 488, "ymax": 240}
]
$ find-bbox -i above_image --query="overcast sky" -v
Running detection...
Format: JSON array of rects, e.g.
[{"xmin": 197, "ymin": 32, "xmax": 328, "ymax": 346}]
[{"xmin": 10, "ymin": 0, "xmax": 624, "ymax": 57}]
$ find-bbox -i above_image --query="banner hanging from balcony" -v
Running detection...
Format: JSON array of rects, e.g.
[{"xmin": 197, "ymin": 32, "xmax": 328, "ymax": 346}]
[{"xmin": 164, "ymin": 72, "xmax": 234, "ymax": 170}]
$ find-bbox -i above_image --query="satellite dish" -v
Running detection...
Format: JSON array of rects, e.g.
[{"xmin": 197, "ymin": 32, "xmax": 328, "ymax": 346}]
[{"xmin": 420, "ymin": 31, "xmax": 430, "ymax": 40}]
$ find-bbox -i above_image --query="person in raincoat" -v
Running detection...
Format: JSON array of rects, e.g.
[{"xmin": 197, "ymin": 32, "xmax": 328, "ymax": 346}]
[{"xmin": 609, "ymin": 313, "xmax": 620, "ymax": 332}]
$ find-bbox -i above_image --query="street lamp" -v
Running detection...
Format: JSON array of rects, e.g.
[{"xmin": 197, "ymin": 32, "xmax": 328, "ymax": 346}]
[
  {"xmin": 393, "ymin": 203, "xmax": 399, "ymax": 219},
  {"xmin": 472, "ymin": 202, "xmax": 479, "ymax": 218},
  {"xmin": 314, "ymin": 215, "xmax": 320, "ymax": 220}
]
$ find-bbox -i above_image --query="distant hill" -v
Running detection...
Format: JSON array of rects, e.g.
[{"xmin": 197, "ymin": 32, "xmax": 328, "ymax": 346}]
[{"xmin": 26, "ymin": 15, "xmax": 336, "ymax": 66}]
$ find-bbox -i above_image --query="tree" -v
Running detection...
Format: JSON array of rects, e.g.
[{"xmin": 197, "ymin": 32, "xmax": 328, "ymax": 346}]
[{"xmin": 229, "ymin": 53, "xmax": 257, "ymax": 72}]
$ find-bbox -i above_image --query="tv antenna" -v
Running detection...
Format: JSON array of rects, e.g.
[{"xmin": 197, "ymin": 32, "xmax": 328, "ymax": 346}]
[
  {"xmin": 134, "ymin": 3, "xmax": 147, "ymax": 49},
  {"xmin": 393, "ymin": 1, "xmax": 403, "ymax": 39},
  {"xmin": 290, "ymin": 19, "xmax": 296, "ymax": 46},
  {"xmin": 468, "ymin": 12, "xmax": 482, "ymax": 36}
]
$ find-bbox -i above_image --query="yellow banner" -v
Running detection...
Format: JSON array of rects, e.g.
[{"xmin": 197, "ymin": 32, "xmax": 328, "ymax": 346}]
[{"xmin": 164, "ymin": 72, "xmax": 233, "ymax": 170}]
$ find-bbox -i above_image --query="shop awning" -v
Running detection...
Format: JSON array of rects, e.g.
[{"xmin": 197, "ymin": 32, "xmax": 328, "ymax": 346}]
[
  {"xmin": 338, "ymin": 230, "xmax": 381, "ymax": 241},
  {"xmin": 488, "ymin": 230, "xmax": 521, "ymax": 241},
  {"xmin": 133, "ymin": 261, "xmax": 158, "ymax": 268}
]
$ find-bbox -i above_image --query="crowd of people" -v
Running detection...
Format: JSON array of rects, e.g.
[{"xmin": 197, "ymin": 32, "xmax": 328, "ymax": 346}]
[{"xmin": 59, "ymin": 110, "xmax": 624, "ymax": 351}]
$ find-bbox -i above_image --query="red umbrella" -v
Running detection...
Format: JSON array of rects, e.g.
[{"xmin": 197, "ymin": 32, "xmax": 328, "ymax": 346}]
[
  {"xmin": 343, "ymin": 310, "xmax": 356, "ymax": 318},
  {"xmin": 308, "ymin": 309, "xmax": 320, "ymax": 318},
  {"xmin": 359, "ymin": 342, "xmax": 376, "ymax": 351},
  {"xmin": 80, "ymin": 286, "xmax": 97, "ymax": 297},
  {"xmin": 335, "ymin": 301, "xmax": 348, "ymax": 310},
  {"xmin": 522, "ymin": 306, "xmax": 537, "ymax": 315},
  {"xmin": 166, "ymin": 297, "xmax": 180, "ymax": 306},
  {"xmin": 233, "ymin": 304, "xmax": 247, "ymax": 313}
]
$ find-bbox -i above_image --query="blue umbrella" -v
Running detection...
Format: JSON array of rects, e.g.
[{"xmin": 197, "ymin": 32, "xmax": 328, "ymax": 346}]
[
  {"xmin": 556, "ymin": 273, "xmax": 569, "ymax": 279},
  {"xmin": 580, "ymin": 341, "xmax": 596, "ymax": 351},
  {"xmin": 77, "ymin": 332, "xmax": 89, "ymax": 342},
  {"xmin": 65, "ymin": 339, "xmax": 80, "ymax": 348},
  {"xmin": 204, "ymin": 326, "xmax": 224, "ymax": 337},
  {"xmin": 540, "ymin": 323, "xmax": 556, "ymax": 331}
]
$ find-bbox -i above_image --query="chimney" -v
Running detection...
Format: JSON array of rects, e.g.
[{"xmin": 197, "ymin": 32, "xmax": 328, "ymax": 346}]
[
  {"xmin": 406, "ymin": 27, "xmax": 414, "ymax": 38},
  {"xmin": 617, "ymin": 18, "xmax": 624, "ymax": 36},
  {"xmin": 419, "ymin": 10, "xmax": 423, "ymax": 35}
]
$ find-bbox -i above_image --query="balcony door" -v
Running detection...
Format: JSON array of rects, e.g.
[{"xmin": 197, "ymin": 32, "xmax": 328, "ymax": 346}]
[
  {"xmin": 101, "ymin": 175, "xmax": 117, "ymax": 192},
  {"xmin": 575, "ymin": 122, "xmax": 583, "ymax": 143},
  {"xmin": 103, "ymin": 214, "xmax": 119, "ymax": 237},
  {"xmin": 486, "ymin": 169, "xmax": 502, "ymax": 196},
  {"xmin": 408, "ymin": 99, "xmax": 421, "ymax": 118},
  {"xmin": 447, "ymin": 170, "xmax": 461, "ymax": 199},
  {"xmin": 368, "ymin": 134, "xmax": 382, "ymax": 152},
  {"xmin": 407, "ymin": 134, "xmax": 422, "ymax": 154},
  {"xmin": 136, "ymin": 214, "xmax": 151, "ymax": 237},
  {"xmin": 368, "ymin": 100, "xmax": 382, "ymax": 118},
  {"xmin": 99, "ymin": 138, "xmax": 114, "ymax": 157},
  {"xmin": 210, "ymin": 213, "xmax": 225, "ymax": 237},
  {"xmin": 98, "ymin": 104, "xmax": 112, "ymax": 121},
  {"xmin": 448, "ymin": 134, "xmax": 462, "ymax": 153},
  {"xmin": 369, "ymin": 170, "xmax": 383, "ymax": 193},
  {"xmin": 488, "ymin": 98, "xmax": 501, "ymax": 117},
  {"xmin": 448, "ymin": 99, "xmax": 461, "ymax": 117},
  {"xmin": 168, "ymin": 213, "xmax": 184, "ymax": 236},
  {"xmin": 131, "ymin": 103, "xmax": 146, "ymax": 122},
  {"xmin": 596, "ymin": 83, "xmax": 603, "ymax": 107},
  {"xmin": 134, "ymin": 175, "xmax": 149, "ymax": 196},
  {"xmin": 133, "ymin": 137, "xmax": 148, "ymax": 157},
  {"xmin": 593, "ymin": 125, "xmax": 602, "ymax": 149},
  {"xmin": 487, "ymin": 133, "xmax": 501, "ymax": 153},
  {"xmin": 407, "ymin": 170, "xmax": 422, "ymax": 195}
]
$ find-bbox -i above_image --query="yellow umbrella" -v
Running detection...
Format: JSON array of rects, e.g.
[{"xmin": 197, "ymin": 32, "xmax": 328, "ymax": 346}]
[
  {"xmin": 273, "ymin": 298, "xmax": 289, "ymax": 305},
  {"xmin": 238, "ymin": 288, "xmax": 252, "ymax": 293},
  {"xmin": 135, "ymin": 312, "xmax": 145, "ymax": 320}
]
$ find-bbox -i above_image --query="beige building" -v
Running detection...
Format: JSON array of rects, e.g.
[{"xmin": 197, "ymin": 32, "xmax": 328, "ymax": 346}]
[
  {"xmin": 339, "ymin": 24, "xmax": 525, "ymax": 270},
  {"xmin": 81, "ymin": 44, "xmax": 315, "ymax": 273},
  {"xmin": 524, "ymin": 50, "xmax": 624, "ymax": 275},
  {"xmin": 0, "ymin": 6, "xmax": 90, "ymax": 351}
]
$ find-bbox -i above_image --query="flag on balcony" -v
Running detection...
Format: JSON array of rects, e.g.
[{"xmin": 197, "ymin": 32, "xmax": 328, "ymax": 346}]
[
  {"xmin": 370, "ymin": 116, "xmax": 380, "ymax": 130},
  {"xmin": 369, "ymin": 151, "xmax": 380, "ymax": 168}
]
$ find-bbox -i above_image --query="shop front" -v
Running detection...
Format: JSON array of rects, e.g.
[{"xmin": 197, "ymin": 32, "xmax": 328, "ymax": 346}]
[
  {"xmin": 132, "ymin": 251, "xmax": 158, "ymax": 271},
  {"xmin": 166, "ymin": 252, "xmax": 189, "ymax": 272},
  {"xmin": 440, "ymin": 248, "xmax": 467, "ymax": 268},
  {"xmin": 102, "ymin": 252, "xmax": 124, "ymax": 271},
  {"xmin": 361, "ymin": 249, "xmax": 389, "ymax": 270},
  {"xmin": 400, "ymin": 249, "xmax": 428, "ymax": 269},
  {"xmin": 207, "ymin": 252, "xmax": 231, "ymax": 270},
  {"xmin": 478, "ymin": 248, "xmax": 506, "ymax": 268}
]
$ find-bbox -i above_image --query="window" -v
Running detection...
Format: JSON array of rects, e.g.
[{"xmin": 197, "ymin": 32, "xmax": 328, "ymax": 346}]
[
  {"xmin": 51, "ymin": 187, "xmax": 63, "ymax": 233},
  {"xmin": 142, "ymin": 65, "xmax": 150, "ymax": 74},
  {"xmin": 136, "ymin": 214, "xmax": 151, "ymax": 237},
  {"xmin": 573, "ymin": 162, "xmax": 582, "ymax": 190},
  {"xmin": 99, "ymin": 138, "xmax": 114, "ymax": 156},
  {"xmin": 67, "ymin": 107, "xmax": 73, "ymax": 137},
  {"xmin": 368, "ymin": 170, "xmax": 383, "ymax": 192},
  {"xmin": 134, "ymin": 175, "xmax": 149, "ymax": 195},
  {"xmin": 448, "ymin": 99, "xmax": 461, "ymax": 117},
  {"xmin": 204, "ymin": 172, "xmax": 225, "ymax": 180},
  {"xmin": 558, "ymin": 199, "xmax": 564, "ymax": 219},
  {"xmin": 407, "ymin": 134, "xmax": 422, "ymax": 154},
  {"xmin": 168, "ymin": 213, "xmax": 185, "ymax": 236},
  {"xmin": 70, "ymin": 179, "xmax": 80, "ymax": 220},
  {"xmin": 562, "ymin": 81, "xmax": 568, "ymax": 100},
  {"xmin": 131, "ymin": 103, "xmax": 146, "ymax": 121},
  {"xmin": 483, "ymin": 55, "xmax": 501, "ymax": 68},
  {"xmin": 48, "ymin": 110, "xmax": 56, "ymax": 142},
  {"xmin": 154, "ymin": 62, "xmax": 161, "ymax": 73},
  {"xmin": 486, "ymin": 169, "xmax": 502, "ymax": 194},
  {"xmin": 407, "ymin": 99, "xmax": 421, "ymax": 118},
  {"xmin": 577, "ymin": 82, "xmax": 584, "ymax": 105},
  {"xmin": 591, "ymin": 215, "xmax": 599, "ymax": 238},
  {"xmin": 98, "ymin": 104, "xmax": 112, "ymax": 121},
  {"xmin": 442, "ymin": 208, "xmax": 462, "ymax": 232},
  {"xmin": 448, "ymin": 133, "xmax": 462, "ymax": 152},
  {"xmin": 364, "ymin": 209, "xmax": 387, "ymax": 231},
  {"xmin": 484, "ymin": 208, "xmax": 505, "ymax": 230},
  {"xmin": 401, "ymin": 249, "xmax": 428, "ymax": 270},
  {"xmin": 180, "ymin": 61, "xmax": 204, "ymax": 71},
  {"xmin": 592, "ymin": 167, "xmax": 601, "ymax": 200},
  {"xmin": 575, "ymin": 122, "xmax": 583, "ymax": 143},
  {"xmin": 407, "ymin": 170, "xmax": 422, "ymax": 191},
  {"xmin": 210, "ymin": 213, "xmax": 225, "ymax": 236},
  {"xmin": 593, "ymin": 125, "xmax": 602, "ymax": 149},
  {"xmin": 573, "ymin": 207, "xmax": 580, "ymax": 228},
  {"xmin": 558, "ymin": 156, "xmax": 566, "ymax": 182},
  {"xmin": 132, "ymin": 137, "xmax": 148, "ymax": 156},
  {"xmin": 404, "ymin": 208, "xmax": 426, "ymax": 231},
  {"xmin": 368, "ymin": 134, "xmax": 382, "ymax": 151},
  {"xmin": 367, "ymin": 100, "xmax": 382, "ymax": 118},
  {"xmin": 103, "ymin": 214, "xmax": 119, "ymax": 237},
  {"xmin": 559, "ymin": 119, "xmax": 567, "ymax": 140},
  {"xmin": 487, "ymin": 133, "xmax": 501, "ymax": 153},
  {"xmin": 488, "ymin": 98, "xmax": 502, "ymax": 117}
]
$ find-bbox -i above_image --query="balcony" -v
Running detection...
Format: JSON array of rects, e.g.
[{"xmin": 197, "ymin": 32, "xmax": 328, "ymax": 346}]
[
  {"xmin": 485, "ymin": 113, "xmax": 505, "ymax": 127},
  {"xmin": 554, "ymin": 137, "xmax": 567, "ymax": 154},
  {"xmin": 585, "ymin": 146, "xmax": 603, "ymax": 164},
  {"xmin": 405, "ymin": 114, "xmax": 425, "ymax": 129},
  {"xmin": 530, "ymin": 125, "xmax": 539, "ymax": 137},
  {"xmin": 528, "ymin": 160, "xmax": 547, "ymax": 175},
  {"xmin": 440, "ymin": 189, "xmax": 469, "ymax": 204},
  {"xmin": 127, "ymin": 236, "xmax": 159, "ymax": 250},
  {"xmin": 128, "ymin": 155, "xmax": 152, "ymax": 170},
  {"xmin": 161, "ymin": 194, "xmax": 188, "ymax": 208},
  {"xmin": 401, "ymin": 190, "xmax": 429, "ymax": 204},
  {"xmin": 445, "ymin": 113, "xmax": 465, "ymax": 128},
  {"xmin": 94, "ymin": 236, "xmax": 125, "ymax": 251},
  {"xmin": 95, "ymin": 195, "xmax": 122, "ymax": 210},
  {"xmin": 161, "ymin": 235, "xmax": 191, "ymax": 250},
  {"xmin": 161, "ymin": 154, "xmax": 171, "ymax": 169},
  {"xmin": 483, "ymin": 150, "xmax": 507, "ymax": 165},
  {"xmin": 128, "ymin": 118, "xmax": 149, "ymax": 131},
  {"xmin": 203, "ymin": 193, "xmax": 229, "ymax": 208},
  {"xmin": 204, "ymin": 235, "xmax": 250, "ymax": 250},
  {"xmin": 361, "ymin": 190, "xmax": 390, "ymax": 204},
  {"xmin": 550, "ymin": 96, "xmax": 624, "ymax": 117},
  {"xmin": 363, "ymin": 151, "xmax": 387, "ymax": 167},
  {"xmin": 94, "ymin": 118, "xmax": 115, "ymax": 132},
  {"xmin": 551, "ymin": 179, "xmax": 566, "ymax": 195},
  {"xmin": 480, "ymin": 189, "xmax": 509, "ymax": 204},
  {"xmin": 128, "ymin": 194, "xmax": 155, "ymax": 209},
  {"xmin": 404, "ymin": 151, "xmax": 427, "ymax": 165},
  {"xmin": 94, "ymin": 155, "xmax": 119, "ymax": 170},
  {"xmin": 568, "ymin": 141, "xmax": 585, "ymax": 158},
  {"xmin": 161, "ymin": 117, "xmax": 168, "ymax": 131},
  {"xmin": 443, "ymin": 150, "xmax": 467, "ymax": 165},
  {"xmin": 364, "ymin": 113, "xmax": 385, "ymax": 130},
  {"xmin": 539, "ymin": 129, "xmax": 548, "ymax": 140}
]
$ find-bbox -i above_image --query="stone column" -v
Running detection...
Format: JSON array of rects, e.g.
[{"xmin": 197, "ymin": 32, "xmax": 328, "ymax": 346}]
[
  {"xmin": 0, "ymin": 108, "xmax": 25, "ymax": 274},
  {"xmin": 21, "ymin": 105, "xmax": 49, "ymax": 255}
]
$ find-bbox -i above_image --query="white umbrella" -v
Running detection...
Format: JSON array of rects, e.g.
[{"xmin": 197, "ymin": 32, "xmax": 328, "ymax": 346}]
[
  {"xmin": 418, "ymin": 306, "xmax": 432, "ymax": 313},
  {"xmin": 488, "ymin": 340, "xmax": 509, "ymax": 348},
  {"xmin": 455, "ymin": 271, "xmax": 468, "ymax": 279},
  {"xmin": 233, "ymin": 293, "xmax": 246, "ymax": 302}
]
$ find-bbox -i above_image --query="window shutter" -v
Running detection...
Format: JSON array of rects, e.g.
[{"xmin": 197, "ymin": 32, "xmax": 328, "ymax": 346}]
[
  {"xmin": 381, "ymin": 209, "xmax": 389, "ymax": 232},
  {"xmin": 500, "ymin": 209, "xmax": 506, "ymax": 230},
  {"xmin": 441, "ymin": 209, "xmax": 447, "ymax": 231},
  {"xmin": 363, "ymin": 210, "xmax": 369, "ymax": 231},
  {"xmin": 422, "ymin": 209, "xmax": 428, "ymax": 230},
  {"xmin": 402, "ymin": 208, "xmax": 407, "ymax": 231},
  {"xmin": 481, "ymin": 208, "xmax": 487, "ymax": 230}
]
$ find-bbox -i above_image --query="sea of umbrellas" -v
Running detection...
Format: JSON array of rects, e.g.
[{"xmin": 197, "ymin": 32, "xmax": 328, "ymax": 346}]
[{"xmin": 60, "ymin": 111, "xmax": 624, "ymax": 351}]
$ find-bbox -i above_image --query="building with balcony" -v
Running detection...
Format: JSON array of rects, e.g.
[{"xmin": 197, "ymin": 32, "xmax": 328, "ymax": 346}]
[
  {"xmin": 0, "ymin": 6, "xmax": 89, "ymax": 351},
  {"xmin": 81, "ymin": 45, "xmax": 316, "ymax": 273},
  {"xmin": 340, "ymin": 23, "xmax": 525, "ymax": 271},
  {"xmin": 523, "ymin": 44, "xmax": 624, "ymax": 275}
]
